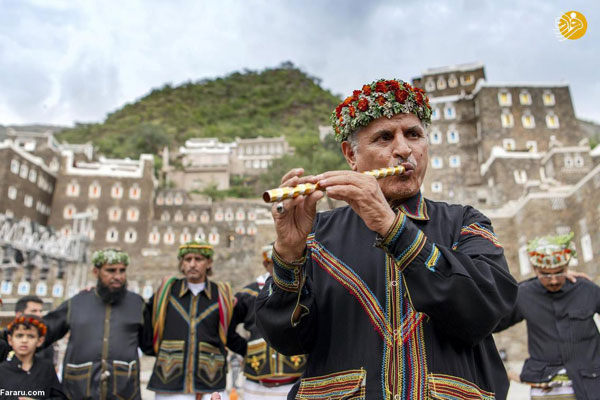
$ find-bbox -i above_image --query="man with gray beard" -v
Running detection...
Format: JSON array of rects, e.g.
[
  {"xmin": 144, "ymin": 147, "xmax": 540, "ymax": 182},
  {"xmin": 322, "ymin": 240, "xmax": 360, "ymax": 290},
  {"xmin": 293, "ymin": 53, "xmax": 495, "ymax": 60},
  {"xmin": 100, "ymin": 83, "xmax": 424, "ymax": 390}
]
[{"xmin": 43, "ymin": 248, "xmax": 153, "ymax": 400}]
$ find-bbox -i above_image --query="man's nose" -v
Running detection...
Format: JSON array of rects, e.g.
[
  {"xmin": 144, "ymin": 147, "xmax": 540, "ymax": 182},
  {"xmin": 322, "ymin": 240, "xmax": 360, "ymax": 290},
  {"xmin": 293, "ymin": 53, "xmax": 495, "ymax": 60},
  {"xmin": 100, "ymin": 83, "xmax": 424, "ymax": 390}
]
[{"xmin": 391, "ymin": 135, "xmax": 412, "ymax": 159}]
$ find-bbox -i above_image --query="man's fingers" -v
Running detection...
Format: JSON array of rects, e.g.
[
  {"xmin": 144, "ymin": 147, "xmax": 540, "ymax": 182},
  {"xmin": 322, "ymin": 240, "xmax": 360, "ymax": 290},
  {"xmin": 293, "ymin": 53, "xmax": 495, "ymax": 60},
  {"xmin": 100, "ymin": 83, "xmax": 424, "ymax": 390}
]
[{"xmin": 280, "ymin": 168, "xmax": 304, "ymax": 185}]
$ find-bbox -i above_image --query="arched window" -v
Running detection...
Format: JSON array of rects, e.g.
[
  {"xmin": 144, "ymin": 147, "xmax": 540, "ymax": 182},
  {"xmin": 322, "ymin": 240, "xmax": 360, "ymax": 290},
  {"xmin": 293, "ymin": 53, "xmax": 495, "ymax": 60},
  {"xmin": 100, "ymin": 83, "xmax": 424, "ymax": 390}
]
[
  {"xmin": 106, "ymin": 227, "xmax": 119, "ymax": 243},
  {"xmin": 111, "ymin": 182, "xmax": 123, "ymax": 199},
  {"xmin": 124, "ymin": 228, "xmax": 137, "ymax": 243},
  {"xmin": 188, "ymin": 212, "xmax": 198, "ymax": 223},
  {"xmin": 89, "ymin": 181, "xmax": 101, "ymax": 198},
  {"xmin": 63, "ymin": 205, "xmax": 76, "ymax": 219},
  {"xmin": 127, "ymin": 207, "xmax": 140, "ymax": 222},
  {"xmin": 129, "ymin": 184, "xmax": 141, "ymax": 199},
  {"xmin": 108, "ymin": 207, "xmax": 122, "ymax": 222},
  {"xmin": 66, "ymin": 180, "xmax": 80, "ymax": 197}
]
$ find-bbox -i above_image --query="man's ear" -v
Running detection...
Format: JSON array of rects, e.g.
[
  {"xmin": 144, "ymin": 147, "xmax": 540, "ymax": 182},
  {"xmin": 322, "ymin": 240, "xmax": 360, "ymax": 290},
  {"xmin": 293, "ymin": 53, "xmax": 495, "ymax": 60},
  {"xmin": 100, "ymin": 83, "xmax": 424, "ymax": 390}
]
[
  {"xmin": 341, "ymin": 141, "xmax": 358, "ymax": 171},
  {"xmin": 92, "ymin": 266, "xmax": 100, "ymax": 278},
  {"xmin": 37, "ymin": 335, "xmax": 44, "ymax": 347}
]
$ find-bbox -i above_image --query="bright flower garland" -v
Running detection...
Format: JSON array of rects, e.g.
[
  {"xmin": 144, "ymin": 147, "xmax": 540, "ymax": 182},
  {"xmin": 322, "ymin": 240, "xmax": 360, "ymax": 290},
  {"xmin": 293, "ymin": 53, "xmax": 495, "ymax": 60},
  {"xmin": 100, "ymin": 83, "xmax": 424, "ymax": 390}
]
[
  {"xmin": 527, "ymin": 232, "xmax": 576, "ymax": 268},
  {"xmin": 91, "ymin": 249, "xmax": 130, "ymax": 267},
  {"xmin": 331, "ymin": 79, "xmax": 432, "ymax": 142},
  {"xmin": 7, "ymin": 315, "xmax": 48, "ymax": 337},
  {"xmin": 178, "ymin": 240, "xmax": 214, "ymax": 259}
]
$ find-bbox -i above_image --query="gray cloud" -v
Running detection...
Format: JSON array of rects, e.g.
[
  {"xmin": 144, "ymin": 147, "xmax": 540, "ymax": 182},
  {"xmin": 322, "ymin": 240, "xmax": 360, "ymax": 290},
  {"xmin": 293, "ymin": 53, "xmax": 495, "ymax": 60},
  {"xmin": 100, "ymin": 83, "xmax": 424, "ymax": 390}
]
[{"xmin": 0, "ymin": 0, "xmax": 598, "ymax": 126}]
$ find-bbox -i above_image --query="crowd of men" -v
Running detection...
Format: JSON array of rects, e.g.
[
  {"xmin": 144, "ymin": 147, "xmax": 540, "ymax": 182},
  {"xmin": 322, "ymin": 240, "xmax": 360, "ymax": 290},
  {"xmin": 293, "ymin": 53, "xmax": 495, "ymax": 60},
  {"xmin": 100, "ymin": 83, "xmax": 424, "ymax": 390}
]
[{"xmin": 0, "ymin": 77, "xmax": 599, "ymax": 400}]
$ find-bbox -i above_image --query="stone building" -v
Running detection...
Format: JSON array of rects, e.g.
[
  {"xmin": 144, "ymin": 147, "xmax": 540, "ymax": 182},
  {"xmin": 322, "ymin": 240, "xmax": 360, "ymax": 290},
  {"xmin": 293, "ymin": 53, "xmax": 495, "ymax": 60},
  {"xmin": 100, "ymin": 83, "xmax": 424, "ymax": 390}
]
[
  {"xmin": 412, "ymin": 63, "xmax": 600, "ymax": 361},
  {"xmin": 163, "ymin": 136, "xmax": 291, "ymax": 191}
]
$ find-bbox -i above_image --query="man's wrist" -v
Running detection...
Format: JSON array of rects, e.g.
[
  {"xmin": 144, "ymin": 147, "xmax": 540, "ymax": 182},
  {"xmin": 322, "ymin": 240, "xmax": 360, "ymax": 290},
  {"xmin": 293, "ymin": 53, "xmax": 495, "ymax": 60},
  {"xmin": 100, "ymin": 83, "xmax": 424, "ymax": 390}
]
[{"xmin": 273, "ymin": 241, "xmax": 306, "ymax": 264}]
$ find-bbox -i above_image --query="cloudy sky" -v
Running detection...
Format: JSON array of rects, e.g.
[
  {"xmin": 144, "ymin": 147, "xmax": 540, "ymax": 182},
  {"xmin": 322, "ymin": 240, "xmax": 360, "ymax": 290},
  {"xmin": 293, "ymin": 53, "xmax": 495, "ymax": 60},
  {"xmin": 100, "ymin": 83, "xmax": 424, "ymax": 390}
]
[{"xmin": 0, "ymin": 0, "xmax": 598, "ymax": 127}]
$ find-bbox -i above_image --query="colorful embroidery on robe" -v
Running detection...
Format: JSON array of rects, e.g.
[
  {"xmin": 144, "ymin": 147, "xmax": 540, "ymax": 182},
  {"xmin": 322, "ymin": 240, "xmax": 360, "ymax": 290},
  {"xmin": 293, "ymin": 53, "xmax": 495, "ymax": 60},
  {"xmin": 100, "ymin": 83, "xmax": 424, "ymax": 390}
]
[
  {"xmin": 425, "ymin": 244, "xmax": 441, "ymax": 271},
  {"xmin": 428, "ymin": 373, "xmax": 495, "ymax": 400},
  {"xmin": 460, "ymin": 223, "xmax": 502, "ymax": 248}
]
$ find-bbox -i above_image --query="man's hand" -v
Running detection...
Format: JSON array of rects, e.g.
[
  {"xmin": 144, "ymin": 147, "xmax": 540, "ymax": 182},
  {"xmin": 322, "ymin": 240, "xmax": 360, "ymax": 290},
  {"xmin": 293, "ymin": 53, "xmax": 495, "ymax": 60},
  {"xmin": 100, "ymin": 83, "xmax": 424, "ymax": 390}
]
[
  {"xmin": 210, "ymin": 392, "xmax": 221, "ymax": 400},
  {"xmin": 272, "ymin": 168, "xmax": 323, "ymax": 262},
  {"xmin": 565, "ymin": 270, "xmax": 591, "ymax": 283},
  {"xmin": 506, "ymin": 370, "xmax": 521, "ymax": 382},
  {"xmin": 316, "ymin": 170, "xmax": 396, "ymax": 236}
]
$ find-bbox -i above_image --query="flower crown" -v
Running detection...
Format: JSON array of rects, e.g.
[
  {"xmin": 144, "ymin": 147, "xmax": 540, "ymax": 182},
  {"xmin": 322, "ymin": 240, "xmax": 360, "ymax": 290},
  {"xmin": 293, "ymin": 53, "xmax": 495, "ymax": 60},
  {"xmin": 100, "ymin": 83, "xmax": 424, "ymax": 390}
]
[
  {"xmin": 178, "ymin": 241, "xmax": 214, "ymax": 259},
  {"xmin": 7, "ymin": 315, "xmax": 48, "ymax": 337},
  {"xmin": 527, "ymin": 232, "xmax": 576, "ymax": 269},
  {"xmin": 331, "ymin": 79, "xmax": 432, "ymax": 142},
  {"xmin": 92, "ymin": 249, "xmax": 130, "ymax": 268}
]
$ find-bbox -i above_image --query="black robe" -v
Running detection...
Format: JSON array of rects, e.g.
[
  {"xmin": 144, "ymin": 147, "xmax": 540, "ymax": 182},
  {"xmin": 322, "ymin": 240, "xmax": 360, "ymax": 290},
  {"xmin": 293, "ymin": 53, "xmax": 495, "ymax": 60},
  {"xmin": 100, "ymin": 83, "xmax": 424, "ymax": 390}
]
[
  {"xmin": 0, "ymin": 354, "xmax": 66, "ymax": 399},
  {"xmin": 256, "ymin": 193, "xmax": 518, "ymax": 399},
  {"xmin": 496, "ymin": 278, "xmax": 600, "ymax": 400}
]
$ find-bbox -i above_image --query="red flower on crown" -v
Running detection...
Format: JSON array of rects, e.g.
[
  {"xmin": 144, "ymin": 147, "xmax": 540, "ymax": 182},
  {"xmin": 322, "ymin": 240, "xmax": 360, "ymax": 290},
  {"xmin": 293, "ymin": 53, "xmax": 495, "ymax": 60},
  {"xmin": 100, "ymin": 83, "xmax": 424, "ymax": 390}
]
[
  {"xmin": 375, "ymin": 81, "xmax": 388, "ymax": 93},
  {"xmin": 342, "ymin": 96, "xmax": 354, "ymax": 107},
  {"xmin": 395, "ymin": 90, "xmax": 408, "ymax": 103},
  {"xmin": 386, "ymin": 80, "xmax": 400, "ymax": 91},
  {"xmin": 348, "ymin": 105, "xmax": 356, "ymax": 118},
  {"xmin": 415, "ymin": 93, "xmax": 424, "ymax": 105},
  {"xmin": 362, "ymin": 85, "xmax": 372, "ymax": 95},
  {"xmin": 357, "ymin": 98, "xmax": 369, "ymax": 112},
  {"xmin": 376, "ymin": 95, "xmax": 386, "ymax": 106},
  {"xmin": 352, "ymin": 90, "xmax": 362, "ymax": 100}
]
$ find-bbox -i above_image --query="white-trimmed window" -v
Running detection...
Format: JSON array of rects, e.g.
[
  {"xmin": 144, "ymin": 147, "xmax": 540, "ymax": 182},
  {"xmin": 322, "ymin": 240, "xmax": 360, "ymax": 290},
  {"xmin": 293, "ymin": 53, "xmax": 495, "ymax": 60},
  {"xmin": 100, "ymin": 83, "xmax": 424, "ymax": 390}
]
[
  {"xmin": 17, "ymin": 281, "xmax": 30, "ymax": 295},
  {"xmin": 449, "ymin": 155, "xmax": 461, "ymax": 168},
  {"xmin": 526, "ymin": 141, "xmax": 538, "ymax": 152},
  {"xmin": 28, "ymin": 169, "xmax": 37, "ymax": 183},
  {"xmin": 225, "ymin": 208, "xmax": 234, "ymax": 221},
  {"xmin": 247, "ymin": 224, "xmax": 257, "ymax": 235},
  {"xmin": 248, "ymin": 210, "xmax": 256, "ymax": 221},
  {"xmin": 8, "ymin": 186, "xmax": 17, "ymax": 200},
  {"xmin": 108, "ymin": 207, "xmax": 122, "ymax": 222},
  {"xmin": 437, "ymin": 77, "xmax": 447, "ymax": 90},
  {"xmin": 88, "ymin": 229, "xmax": 95, "ymax": 240},
  {"xmin": 431, "ymin": 157, "xmax": 443, "ymax": 169},
  {"xmin": 543, "ymin": 91, "xmax": 555, "ymax": 106},
  {"xmin": 156, "ymin": 194, "xmax": 164, "ymax": 206},
  {"xmin": 111, "ymin": 182, "xmax": 123, "ymax": 199},
  {"xmin": 431, "ymin": 182, "xmax": 443, "ymax": 193},
  {"xmin": 52, "ymin": 283, "xmax": 63, "ymax": 298},
  {"xmin": 447, "ymin": 128, "xmax": 459, "ymax": 144},
  {"xmin": 129, "ymin": 184, "xmax": 141, "ymax": 199},
  {"xmin": 174, "ymin": 211, "xmax": 183, "ymax": 222},
  {"xmin": 187, "ymin": 212, "xmax": 197, "ymax": 223},
  {"xmin": 163, "ymin": 229, "xmax": 175, "ymax": 245},
  {"xmin": 519, "ymin": 91, "xmax": 532, "ymax": 105},
  {"xmin": 179, "ymin": 229, "xmax": 191, "ymax": 245},
  {"xmin": 149, "ymin": 228, "xmax": 160, "ymax": 245},
  {"xmin": 4, "ymin": 210, "xmax": 13, "ymax": 218},
  {"xmin": 24, "ymin": 195, "xmax": 33, "ymax": 208},
  {"xmin": 36, "ymin": 282, "xmax": 47, "ymax": 296},
  {"xmin": 235, "ymin": 224, "xmax": 245, "ymax": 235},
  {"xmin": 522, "ymin": 112, "xmax": 535, "ymax": 129},
  {"xmin": 444, "ymin": 104, "xmax": 456, "ymax": 119},
  {"xmin": 1, "ymin": 281, "xmax": 13, "ymax": 294},
  {"xmin": 89, "ymin": 181, "xmax": 101, "ymax": 198},
  {"xmin": 430, "ymin": 130, "xmax": 442, "ymax": 144},
  {"xmin": 546, "ymin": 113, "xmax": 559, "ymax": 129},
  {"xmin": 448, "ymin": 75, "xmax": 458, "ymax": 88},
  {"xmin": 127, "ymin": 207, "xmax": 140, "ymax": 222},
  {"xmin": 514, "ymin": 170, "xmax": 528, "ymax": 184},
  {"xmin": 195, "ymin": 228, "xmax": 206, "ymax": 241},
  {"xmin": 161, "ymin": 211, "xmax": 170, "ymax": 222},
  {"xmin": 503, "ymin": 138, "xmax": 516, "ymax": 151},
  {"xmin": 214, "ymin": 209, "xmax": 224, "ymax": 222},
  {"xmin": 431, "ymin": 107, "xmax": 440, "ymax": 121},
  {"xmin": 19, "ymin": 164, "xmax": 29, "ymax": 179},
  {"xmin": 208, "ymin": 228, "xmax": 220, "ymax": 245},
  {"xmin": 10, "ymin": 159, "xmax": 20, "ymax": 174},
  {"xmin": 460, "ymin": 75, "xmax": 474, "ymax": 86},
  {"xmin": 174, "ymin": 193, "xmax": 183, "ymax": 205},
  {"xmin": 200, "ymin": 211, "xmax": 210, "ymax": 223},
  {"xmin": 87, "ymin": 206, "xmax": 99, "ymax": 221},
  {"xmin": 63, "ymin": 204, "xmax": 76, "ymax": 219},
  {"xmin": 236, "ymin": 208, "xmax": 246, "ymax": 221},
  {"xmin": 66, "ymin": 180, "xmax": 80, "ymax": 197},
  {"xmin": 142, "ymin": 285, "xmax": 154, "ymax": 299},
  {"xmin": 574, "ymin": 155, "xmax": 584, "ymax": 168},
  {"xmin": 49, "ymin": 158, "xmax": 59, "ymax": 172},
  {"xmin": 500, "ymin": 110, "xmax": 514, "ymax": 128},
  {"xmin": 106, "ymin": 227, "xmax": 119, "ymax": 242},
  {"xmin": 498, "ymin": 90, "xmax": 512, "ymax": 106},
  {"xmin": 124, "ymin": 228, "xmax": 137, "ymax": 243},
  {"xmin": 425, "ymin": 79, "xmax": 435, "ymax": 91}
]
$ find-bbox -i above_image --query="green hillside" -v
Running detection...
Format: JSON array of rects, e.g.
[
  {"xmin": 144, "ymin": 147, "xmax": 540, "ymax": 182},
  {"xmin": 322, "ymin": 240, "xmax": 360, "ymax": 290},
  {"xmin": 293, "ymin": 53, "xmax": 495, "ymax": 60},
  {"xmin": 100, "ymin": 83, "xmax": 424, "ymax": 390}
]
[{"xmin": 58, "ymin": 62, "xmax": 349, "ymax": 194}]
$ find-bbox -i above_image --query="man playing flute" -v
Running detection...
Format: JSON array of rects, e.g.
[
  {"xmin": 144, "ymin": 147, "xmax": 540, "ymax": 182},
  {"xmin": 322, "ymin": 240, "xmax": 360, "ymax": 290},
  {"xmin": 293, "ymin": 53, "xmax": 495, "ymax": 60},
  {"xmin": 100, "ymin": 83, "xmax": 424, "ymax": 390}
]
[{"xmin": 255, "ymin": 79, "xmax": 518, "ymax": 399}]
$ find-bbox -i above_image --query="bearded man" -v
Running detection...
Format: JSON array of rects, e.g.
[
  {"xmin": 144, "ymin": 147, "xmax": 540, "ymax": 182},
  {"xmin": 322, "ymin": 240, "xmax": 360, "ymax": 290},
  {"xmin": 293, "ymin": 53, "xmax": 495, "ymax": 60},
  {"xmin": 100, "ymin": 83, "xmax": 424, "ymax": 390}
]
[
  {"xmin": 255, "ymin": 79, "xmax": 518, "ymax": 399},
  {"xmin": 43, "ymin": 248, "xmax": 153, "ymax": 400}
]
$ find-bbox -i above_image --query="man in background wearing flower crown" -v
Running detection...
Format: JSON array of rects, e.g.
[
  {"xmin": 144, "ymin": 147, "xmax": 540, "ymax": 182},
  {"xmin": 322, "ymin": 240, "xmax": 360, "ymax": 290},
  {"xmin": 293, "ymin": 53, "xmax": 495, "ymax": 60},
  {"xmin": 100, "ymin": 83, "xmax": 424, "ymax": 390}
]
[
  {"xmin": 148, "ymin": 240, "xmax": 247, "ymax": 400},
  {"xmin": 234, "ymin": 243, "xmax": 306, "ymax": 399},
  {"xmin": 42, "ymin": 248, "xmax": 153, "ymax": 400},
  {"xmin": 495, "ymin": 233, "xmax": 600, "ymax": 400},
  {"xmin": 256, "ymin": 78, "xmax": 518, "ymax": 399}
]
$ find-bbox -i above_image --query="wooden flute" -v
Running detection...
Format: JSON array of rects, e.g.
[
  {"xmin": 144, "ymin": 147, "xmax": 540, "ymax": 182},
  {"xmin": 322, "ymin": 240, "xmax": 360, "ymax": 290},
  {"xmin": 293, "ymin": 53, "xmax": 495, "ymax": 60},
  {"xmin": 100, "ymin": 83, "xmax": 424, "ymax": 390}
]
[{"xmin": 262, "ymin": 165, "xmax": 406, "ymax": 203}]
